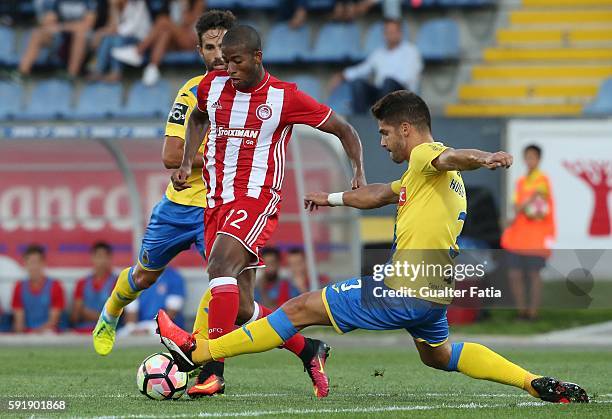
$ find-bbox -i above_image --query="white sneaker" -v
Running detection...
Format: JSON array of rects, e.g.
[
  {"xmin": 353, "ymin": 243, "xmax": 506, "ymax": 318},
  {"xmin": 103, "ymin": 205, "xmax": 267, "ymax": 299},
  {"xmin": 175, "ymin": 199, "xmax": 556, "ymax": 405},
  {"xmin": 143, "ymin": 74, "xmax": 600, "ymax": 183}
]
[
  {"xmin": 111, "ymin": 46, "xmax": 144, "ymax": 67},
  {"xmin": 142, "ymin": 64, "xmax": 160, "ymax": 86}
]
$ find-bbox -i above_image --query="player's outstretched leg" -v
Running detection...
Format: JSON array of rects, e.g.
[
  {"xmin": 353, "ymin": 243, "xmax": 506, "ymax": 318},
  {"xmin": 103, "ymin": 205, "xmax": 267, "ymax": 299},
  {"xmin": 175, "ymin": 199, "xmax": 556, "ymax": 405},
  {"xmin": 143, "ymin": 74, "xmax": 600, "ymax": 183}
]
[
  {"xmin": 416, "ymin": 340, "xmax": 589, "ymax": 403},
  {"xmin": 157, "ymin": 290, "xmax": 333, "ymax": 398},
  {"xmin": 93, "ymin": 265, "xmax": 160, "ymax": 355}
]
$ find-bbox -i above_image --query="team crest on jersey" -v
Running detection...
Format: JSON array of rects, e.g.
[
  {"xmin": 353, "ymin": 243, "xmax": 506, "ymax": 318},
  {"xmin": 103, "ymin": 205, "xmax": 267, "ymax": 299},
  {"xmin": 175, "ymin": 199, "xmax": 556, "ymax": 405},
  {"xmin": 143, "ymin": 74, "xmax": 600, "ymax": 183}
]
[
  {"xmin": 398, "ymin": 187, "xmax": 407, "ymax": 206},
  {"xmin": 256, "ymin": 104, "xmax": 272, "ymax": 121}
]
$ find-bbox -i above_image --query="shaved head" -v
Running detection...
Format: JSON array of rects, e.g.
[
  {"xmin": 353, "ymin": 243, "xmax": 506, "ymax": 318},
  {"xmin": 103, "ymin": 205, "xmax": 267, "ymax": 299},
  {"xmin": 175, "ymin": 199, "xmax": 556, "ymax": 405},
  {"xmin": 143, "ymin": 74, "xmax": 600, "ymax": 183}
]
[{"xmin": 221, "ymin": 25, "xmax": 262, "ymax": 53}]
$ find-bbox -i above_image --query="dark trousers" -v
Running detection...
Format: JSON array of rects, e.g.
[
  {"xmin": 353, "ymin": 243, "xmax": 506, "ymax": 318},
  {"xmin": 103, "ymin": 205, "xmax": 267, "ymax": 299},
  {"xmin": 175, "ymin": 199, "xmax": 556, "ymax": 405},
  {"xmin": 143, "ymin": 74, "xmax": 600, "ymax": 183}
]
[{"xmin": 349, "ymin": 78, "xmax": 405, "ymax": 114}]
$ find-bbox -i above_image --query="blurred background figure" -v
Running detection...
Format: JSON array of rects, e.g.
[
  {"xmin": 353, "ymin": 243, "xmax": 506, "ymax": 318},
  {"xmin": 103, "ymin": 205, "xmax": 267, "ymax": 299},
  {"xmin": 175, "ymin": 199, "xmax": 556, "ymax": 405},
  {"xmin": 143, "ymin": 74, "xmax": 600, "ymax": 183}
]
[
  {"xmin": 329, "ymin": 18, "xmax": 422, "ymax": 114},
  {"xmin": 89, "ymin": 0, "xmax": 151, "ymax": 82},
  {"xmin": 70, "ymin": 242, "xmax": 116, "ymax": 333},
  {"xmin": 255, "ymin": 247, "xmax": 294, "ymax": 309},
  {"xmin": 120, "ymin": 266, "xmax": 186, "ymax": 335},
  {"xmin": 277, "ymin": 0, "xmax": 307, "ymax": 29},
  {"xmin": 18, "ymin": 0, "xmax": 98, "ymax": 79},
  {"xmin": 11, "ymin": 244, "xmax": 65, "ymax": 333},
  {"xmin": 111, "ymin": 0, "xmax": 204, "ymax": 85},
  {"xmin": 502, "ymin": 145, "xmax": 556, "ymax": 321},
  {"xmin": 286, "ymin": 247, "xmax": 329, "ymax": 295}
]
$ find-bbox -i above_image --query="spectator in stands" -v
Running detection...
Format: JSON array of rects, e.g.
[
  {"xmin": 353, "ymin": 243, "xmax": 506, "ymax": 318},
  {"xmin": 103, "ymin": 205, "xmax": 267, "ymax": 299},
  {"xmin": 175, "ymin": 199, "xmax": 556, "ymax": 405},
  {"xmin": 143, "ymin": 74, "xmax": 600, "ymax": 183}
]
[
  {"xmin": 329, "ymin": 18, "xmax": 422, "ymax": 114},
  {"xmin": 255, "ymin": 247, "xmax": 295, "ymax": 309},
  {"xmin": 277, "ymin": 0, "xmax": 307, "ymax": 29},
  {"xmin": 332, "ymin": 0, "xmax": 357, "ymax": 21},
  {"xmin": 70, "ymin": 242, "xmax": 116, "ymax": 333},
  {"xmin": 501, "ymin": 145, "xmax": 556, "ymax": 321},
  {"xmin": 355, "ymin": 0, "xmax": 402, "ymax": 19},
  {"xmin": 89, "ymin": 0, "xmax": 151, "ymax": 82},
  {"xmin": 111, "ymin": 0, "xmax": 204, "ymax": 86},
  {"xmin": 120, "ymin": 266, "xmax": 185, "ymax": 334},
  {"xmin": 286, "ymin": 247, "xmax": 329, "ymax": 294},
  {"xmin": 11, "ymin": 244, "xmax": 65, "ymax": 333},
  {"xmin": 19, "ymin": 0, "xmax": 98, "ymax": 79}
]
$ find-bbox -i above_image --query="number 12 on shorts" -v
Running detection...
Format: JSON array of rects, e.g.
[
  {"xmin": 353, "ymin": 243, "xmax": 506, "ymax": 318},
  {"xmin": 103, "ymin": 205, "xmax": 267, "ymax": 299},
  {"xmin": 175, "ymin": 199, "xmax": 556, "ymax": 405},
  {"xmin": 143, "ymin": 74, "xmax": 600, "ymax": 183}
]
[{"xmin": 223, "ymin": 209, "xmax": 248, "ymax": 230}]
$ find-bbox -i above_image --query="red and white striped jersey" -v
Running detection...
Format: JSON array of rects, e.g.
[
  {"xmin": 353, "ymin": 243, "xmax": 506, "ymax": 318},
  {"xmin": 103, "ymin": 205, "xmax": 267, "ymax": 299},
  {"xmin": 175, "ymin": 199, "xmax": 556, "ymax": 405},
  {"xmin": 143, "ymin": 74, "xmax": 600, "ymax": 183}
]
[{"xmin": 196, "ymin": 70, "xmax": 332, "ymax": 208}]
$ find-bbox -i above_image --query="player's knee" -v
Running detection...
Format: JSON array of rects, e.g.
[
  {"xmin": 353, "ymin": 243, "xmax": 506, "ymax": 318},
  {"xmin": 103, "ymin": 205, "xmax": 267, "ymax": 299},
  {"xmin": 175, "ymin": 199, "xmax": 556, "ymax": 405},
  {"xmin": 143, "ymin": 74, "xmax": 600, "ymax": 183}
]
[
  {"xmin": 279, "ymin": 295, "xmax": 308, "ymax": 323},
  {"xmin": 132, "ymin": 268, "xmax": 160, "ymax": 290},
  {"xmin": 417, "ymin": 344, "xmax": 451, "ymax": 370},
  {"xmin": 207, "ymin": 255, "xmax": 244, "ymax": 278}
]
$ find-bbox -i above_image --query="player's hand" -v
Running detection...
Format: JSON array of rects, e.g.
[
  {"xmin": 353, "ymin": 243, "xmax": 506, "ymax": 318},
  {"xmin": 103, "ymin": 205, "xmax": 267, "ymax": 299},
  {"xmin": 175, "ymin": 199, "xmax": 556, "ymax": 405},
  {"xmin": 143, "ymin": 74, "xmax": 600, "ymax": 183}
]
[
  {"xmin": 304, "ymin": 192, "xmax": 331, "ymax": 212},
  {"xmin": 171, "ymin": 166, "xmax": 192, "ymax": 191},
  {"xmin": 483, "ymin": 151, "xmax": 513, "ymax": 170},
  {"xmin": 351, "ymin": 169, "xmax": 367, "ymax": 190}
]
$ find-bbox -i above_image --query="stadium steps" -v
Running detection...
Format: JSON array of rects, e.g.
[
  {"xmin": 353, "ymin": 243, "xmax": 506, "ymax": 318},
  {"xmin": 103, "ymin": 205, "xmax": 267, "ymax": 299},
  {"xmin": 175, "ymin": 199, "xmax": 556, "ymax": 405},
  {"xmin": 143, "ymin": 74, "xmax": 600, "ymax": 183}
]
[
  {"xmin": 458, "ymin": 84, "xmax": 598, "ymax": 101},
  {"xmin": 522, "ymin": 0, "xmax": 612, "ymax": 7},
  {"xmin": 510, "ymin": 10, "xmax": 612, "ymax": 25},
  {"xmin": 471, "ymin": 65, "xmax": 612, "ymax": 81},
  {"xmin": 483, "ymin": 48, "xmax": 612, "ymax": 62},
  {"xmin": 496, "ymin": 29, "xmax": 612, "ymax": 46},
  {"xmin": 446, "ymin": 103, "xmax": 583, "ymax": 117}
]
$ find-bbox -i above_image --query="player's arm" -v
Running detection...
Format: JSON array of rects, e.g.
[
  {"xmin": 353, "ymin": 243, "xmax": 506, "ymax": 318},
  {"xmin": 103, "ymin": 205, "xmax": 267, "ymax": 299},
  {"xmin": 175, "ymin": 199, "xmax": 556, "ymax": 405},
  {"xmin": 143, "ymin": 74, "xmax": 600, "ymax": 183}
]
[
  {"xmin": 304, "ymin": 183, "xmax": 398, "ymax": 211},
  {"xmin": 162, "ymin": 136, "xmax": 204, "ymax": 169},
  {"xmin": 317, "ymin": 113, "xmax": 366, "ymax": 189},
  {"xmin": 171, "ymin": 106, "xmax": 210, "ymax": 191},
  {"xmin": 432, "ymin": 148, "xmax": 513, "ymax": 172},
  {"xmin": 12, "ymin": 309, "xmax": 25, "ymax": 333}
]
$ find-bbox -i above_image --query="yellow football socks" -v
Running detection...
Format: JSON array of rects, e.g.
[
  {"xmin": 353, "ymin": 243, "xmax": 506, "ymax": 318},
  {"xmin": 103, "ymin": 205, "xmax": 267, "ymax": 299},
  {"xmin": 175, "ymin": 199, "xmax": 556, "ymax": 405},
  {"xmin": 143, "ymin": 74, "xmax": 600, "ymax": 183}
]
[
  {"xmin": 104, "ymin": 267, "xmax": 142, "ymax": 318},
  {"xmin": 455, "ymin": 342, "xmax": 540, "ymax": 397},
  {"xmin": 192, "ymin": 288, "xmax": 212, "ymax": 339}
]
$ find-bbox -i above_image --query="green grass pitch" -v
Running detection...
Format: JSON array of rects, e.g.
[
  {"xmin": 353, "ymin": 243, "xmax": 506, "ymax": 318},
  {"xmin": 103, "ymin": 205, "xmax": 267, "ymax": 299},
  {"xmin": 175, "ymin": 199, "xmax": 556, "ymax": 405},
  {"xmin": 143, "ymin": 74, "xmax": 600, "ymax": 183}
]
[{"xmin": 3, "ymin": 344, "xmax": 611, "ymax": 418}]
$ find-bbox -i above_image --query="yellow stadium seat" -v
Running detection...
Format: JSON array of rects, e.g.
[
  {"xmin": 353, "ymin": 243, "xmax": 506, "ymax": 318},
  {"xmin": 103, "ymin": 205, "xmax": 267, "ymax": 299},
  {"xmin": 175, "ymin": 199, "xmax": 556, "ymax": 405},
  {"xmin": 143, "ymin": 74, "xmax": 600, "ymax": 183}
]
[{"xmin": 445, "ymin": 104, "xmax": 583, "ymax": 117}]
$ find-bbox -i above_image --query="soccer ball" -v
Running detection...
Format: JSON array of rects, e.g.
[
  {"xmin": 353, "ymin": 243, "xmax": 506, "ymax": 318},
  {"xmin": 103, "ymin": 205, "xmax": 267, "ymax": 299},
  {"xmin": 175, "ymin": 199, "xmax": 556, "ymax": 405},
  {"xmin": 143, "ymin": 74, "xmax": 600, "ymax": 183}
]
[
  {"xmin": 524, "ymin": 195, "xmax": 549, "ymax": 220},
  {"xmin": 136, "ymin": 352, "xmax": 188, "ymax": 400}
]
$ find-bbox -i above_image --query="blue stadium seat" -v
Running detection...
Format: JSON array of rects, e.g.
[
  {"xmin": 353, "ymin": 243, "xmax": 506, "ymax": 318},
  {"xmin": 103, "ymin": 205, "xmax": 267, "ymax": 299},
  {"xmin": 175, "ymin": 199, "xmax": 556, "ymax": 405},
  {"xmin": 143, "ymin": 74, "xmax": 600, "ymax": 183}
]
[
  {"xmin": 416, "ymin": 18, "xmax": 460, "ymax": 61},
  {"xmin": 362, "ymin": 21, "xmax": 411, "ymax": 59},
  {"xmin": 117, "ymin": 80, "xmax": 171, "ymax": 119},
  {"xmin": 23, "ymin": 80, "xmax": 72, "ymax": 120},
  {"xmin": 162, "ymin": 51, "xmax": 200, "ymax": 66},
  {"xmin": 583, "ymin": 79, "xmax": 612, "ymax": 116},
  {"xmin": 290, "ymin": 75, "xmax": 323, "ymax": 102},
  {"xmin": 207, "ymin": 0, "xmax": 238, "ymax": 8},
  {"xmin": 326, "ymin": 82, "xmax": 353, "ymax": 115},
  {"xmin": 238, "ymin": 0, "xmax": 279, "ymax": 8},
  {"xmin": 0, "ymin": 82, "xmax": 23, "ymax": 120},
  {"xmin": 305, "ymin": 0, "xmax": 335, "ymax": 9},
  {"xmin": 74, "ymin": 82, "xmax": 122, "ymax": 120},
  {"xmin": 310, "ymin": 23, "xmax": 361, "ymax": 62},
  {"xmin": 265, "ymin": 23, "xmax": 311, "ymax": 64},
  {"xmin": 0, "ymin": 26, "xmax": 17, "ymax": 66}
]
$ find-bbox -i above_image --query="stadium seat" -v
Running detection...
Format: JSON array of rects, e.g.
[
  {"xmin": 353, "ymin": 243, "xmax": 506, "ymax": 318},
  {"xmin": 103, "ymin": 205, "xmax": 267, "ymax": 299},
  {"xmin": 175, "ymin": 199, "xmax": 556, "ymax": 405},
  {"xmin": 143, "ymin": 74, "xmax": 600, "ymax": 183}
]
[
  {"xmin": 290, "ymin": 75, "xmax": 323, "ymax": 102},
  {"xmin": 583, "ymin": 78, "xmax": 612, "ymax": 116},
  {"xmin": 326, "ymin": 82, "xmax": 353, "ymax": 115},
  {"xmin": 117, "ymin": 80, "xmax": 171, "ymax": 119},
  {"xmin": 416, "ymin": 18, "xmax": 461, "ymax": 61},
  {"xmin": 22, "ymin": 79, "xmax": 72, "ymax": 120},
  {"xmin": 162, "ymin": 51, "xmax": 200, "ymax": 66},
  {"xmin": 310, "ymin": 23, "xmax": 361, "ymax": 62},
  {"xmin": 265, "ymin": 23, "xmax": 311, "ymax": 64},
  {"xmin": 238, "ymin": 0, "xmax": 279, "ymax": 8},
  {"xmin": 74, "ymin": 82, "xmax": 123, "ymax": 120},
  {"xmin": 0, "ymin": 82, "xmax": 23, "ymax": 120},
  {"xmin": 0, "ymin": 26, "xmax": 16, "ymax": 66},
  {"xmin": 362, "ymin": 21, "xmax": 411, "ymax": 58},
  {"xmin": 207, "ymin": 0, "xmax": 238, "ymax": 8},
  {"xmin": 305, "ymin": 0, "xmax": 335, "ymax": 10}
]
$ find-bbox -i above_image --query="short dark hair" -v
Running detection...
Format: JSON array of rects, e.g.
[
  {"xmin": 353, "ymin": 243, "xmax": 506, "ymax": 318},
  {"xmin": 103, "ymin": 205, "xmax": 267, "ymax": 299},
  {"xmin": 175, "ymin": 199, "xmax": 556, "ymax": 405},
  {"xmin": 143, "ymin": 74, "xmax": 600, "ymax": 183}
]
[
  {"xmin": 195, "ymin": 10, "xmax": 237, "ymax": 46},
  {"xmin": 287, "ymin": 247, "xmax": 305, "ymax": 257},
  {"xmin": 23, "ymin": 244, "xmax": 45, "ymax": 259},
  {"xmin": 91, "ymin": 241, "xmax": 112, "ymax": 254},
  {"xmin": 261, "ymin": 247, "xmax": 281, "ymax": 259},
  {"xmin": 371, "ymin": 90, "xmax": 431, "ymax": 132},
  {"xmin": 221, "ymin": 24, "xmax": 262, "ymax": 53},
  {"xmin": 524, "ymin": 144, "xmax": 542, "ymax": 158}
]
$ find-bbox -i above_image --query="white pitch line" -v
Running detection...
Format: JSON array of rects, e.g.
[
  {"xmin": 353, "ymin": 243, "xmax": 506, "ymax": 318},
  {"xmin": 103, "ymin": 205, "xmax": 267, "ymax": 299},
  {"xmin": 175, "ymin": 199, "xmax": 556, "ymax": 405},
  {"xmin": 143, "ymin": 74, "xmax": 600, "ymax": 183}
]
[{"xmin": 89, "ymin": 400, "xmax": 612, "ymax": 419}]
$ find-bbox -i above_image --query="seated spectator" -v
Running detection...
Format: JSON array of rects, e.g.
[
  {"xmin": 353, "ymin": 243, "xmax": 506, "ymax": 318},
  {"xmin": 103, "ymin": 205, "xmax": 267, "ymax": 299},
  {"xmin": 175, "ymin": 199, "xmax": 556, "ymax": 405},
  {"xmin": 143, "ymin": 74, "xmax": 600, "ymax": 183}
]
[
  {"xmin": 111, "ymin": 0, "xmax": 204, "ymax": 85},
  {"xmin": 120, "ymin": 266, "xmax": 185, "ymax": 335},
  {"xmin": 277, "ymin": 0, "xmax": 307, "ymax": 29},
  {"xmin": 329, "ymin": 18, "xmax": 422, "ymax": 114},
  {"xmin": 19, "ymin": 0, "xmax": 98, "ymax": 79},
  {"xmin": 11, "ymin": 244, "xmax": 65, "ymax": 333},
  {"xmin": 255, "ymin": 247, "xmax": 295, "ymax": 309},
  {"xmin": 286, "ymin": 247, "xmax": 330, "ymax": 294},
  {"xmin": 89, "ymin": 0, "xmax": 151, "ymax": 82},
  {"xmin": 70, "ymin": 242, "xmax": 116, "ymax": 333},
  {"xmin": 333, "ymin": 0, "xmax": 357, "ymax": 21}
]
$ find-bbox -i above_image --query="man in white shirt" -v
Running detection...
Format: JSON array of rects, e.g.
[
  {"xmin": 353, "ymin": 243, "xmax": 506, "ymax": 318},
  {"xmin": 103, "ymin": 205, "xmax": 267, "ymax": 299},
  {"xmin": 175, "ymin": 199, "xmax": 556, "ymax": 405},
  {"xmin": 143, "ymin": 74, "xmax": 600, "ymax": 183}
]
[{"xmin": 330, "ymin": 19, "xmax": 423, "ymax": 114}]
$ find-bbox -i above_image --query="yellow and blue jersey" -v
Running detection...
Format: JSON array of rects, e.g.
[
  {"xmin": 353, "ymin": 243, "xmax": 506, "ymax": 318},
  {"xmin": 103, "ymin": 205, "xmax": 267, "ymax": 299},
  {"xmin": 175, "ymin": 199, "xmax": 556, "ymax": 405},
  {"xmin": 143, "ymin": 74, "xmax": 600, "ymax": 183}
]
[
  {"xmin": 164, "ymin": 75, "xmax": 208, "ymax": 208},
  {"xmin": 386, "ymin": 142, "xmax": 467, "ymax": 304}
]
